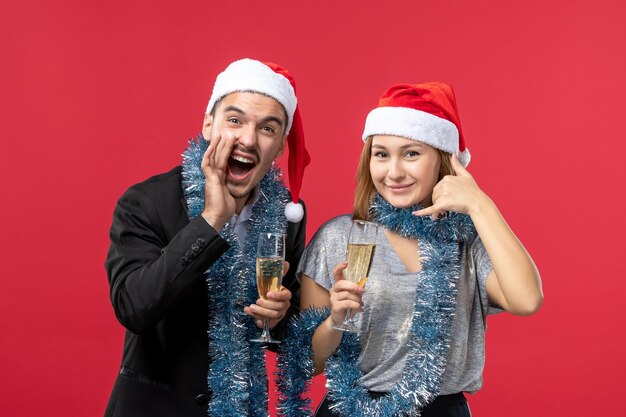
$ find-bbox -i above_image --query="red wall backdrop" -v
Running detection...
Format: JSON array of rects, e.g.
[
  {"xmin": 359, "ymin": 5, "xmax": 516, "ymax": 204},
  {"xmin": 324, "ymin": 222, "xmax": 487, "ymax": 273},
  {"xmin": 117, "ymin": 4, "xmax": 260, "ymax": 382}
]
[{"xmin": 1, "ymin": 1, "xmax": 625, "ymax": 416}]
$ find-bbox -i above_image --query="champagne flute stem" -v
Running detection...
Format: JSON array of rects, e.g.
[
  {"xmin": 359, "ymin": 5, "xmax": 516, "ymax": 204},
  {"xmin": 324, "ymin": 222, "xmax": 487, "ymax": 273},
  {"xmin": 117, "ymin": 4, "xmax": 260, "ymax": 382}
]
[
  {"xmin": 343, "ymin": 308, "xmax": 354, "ymax": 326},
  {"xmin": 261, "ymin": 318, "xmax": 271, "ymax": 339}
]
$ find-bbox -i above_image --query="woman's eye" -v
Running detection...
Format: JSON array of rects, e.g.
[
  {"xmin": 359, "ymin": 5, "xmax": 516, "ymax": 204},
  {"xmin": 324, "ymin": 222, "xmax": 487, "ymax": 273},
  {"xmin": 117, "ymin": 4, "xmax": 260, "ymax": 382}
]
[
  {"xmin": 406, "ymin": 151, "xmax": 419, "ymax": 157},
  {"xmin": 373, "ymin": 152, "xmax": 388, "ymax": 158}
]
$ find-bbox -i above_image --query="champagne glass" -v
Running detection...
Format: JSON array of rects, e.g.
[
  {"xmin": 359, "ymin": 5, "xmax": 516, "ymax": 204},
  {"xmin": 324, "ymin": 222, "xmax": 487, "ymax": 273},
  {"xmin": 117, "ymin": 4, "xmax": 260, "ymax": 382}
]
[
  {"xmin": 332, "ymin": 220, "xmax": 378, "ymax": 332},
  {"xmin": 250, "ymin": 232, "xmax": 286, "ymax": 344}
]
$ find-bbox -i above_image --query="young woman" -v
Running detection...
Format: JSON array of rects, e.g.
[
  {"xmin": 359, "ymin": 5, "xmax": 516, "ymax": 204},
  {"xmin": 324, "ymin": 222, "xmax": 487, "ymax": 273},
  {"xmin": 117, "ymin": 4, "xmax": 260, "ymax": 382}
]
[{"xmin": 277, "ymin": 82, "xmax": 543, "ymax": 417}]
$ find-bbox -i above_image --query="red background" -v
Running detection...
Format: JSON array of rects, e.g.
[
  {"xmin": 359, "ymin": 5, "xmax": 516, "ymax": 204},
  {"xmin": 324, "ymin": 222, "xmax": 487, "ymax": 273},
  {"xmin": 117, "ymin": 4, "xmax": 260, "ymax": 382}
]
[{"xmin": 1, "ymin": 1, "xmax": 625, "ymax": 416}]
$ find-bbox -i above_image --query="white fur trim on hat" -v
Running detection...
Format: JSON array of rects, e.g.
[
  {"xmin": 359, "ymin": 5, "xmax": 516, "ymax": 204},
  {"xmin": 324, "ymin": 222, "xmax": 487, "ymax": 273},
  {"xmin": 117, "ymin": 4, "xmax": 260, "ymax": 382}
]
[
  {"xmin": 205, "ymin": 58, "xmax": 297, "ymax": 134},
  {"xmin": 362, "ymin": 106, "xmax": 470, "ymax": 166}
]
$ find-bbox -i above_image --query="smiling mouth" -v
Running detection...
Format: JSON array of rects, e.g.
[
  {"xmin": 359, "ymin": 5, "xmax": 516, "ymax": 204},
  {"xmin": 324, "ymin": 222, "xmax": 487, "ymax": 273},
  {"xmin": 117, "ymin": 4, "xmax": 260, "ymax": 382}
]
[
  {"xmin": 227, "ymin": 154, "xmax": 256, "ymax": 180},
  {"xmin": 387, "ymin": 183, "xmax": 414, "ymax": 190}
]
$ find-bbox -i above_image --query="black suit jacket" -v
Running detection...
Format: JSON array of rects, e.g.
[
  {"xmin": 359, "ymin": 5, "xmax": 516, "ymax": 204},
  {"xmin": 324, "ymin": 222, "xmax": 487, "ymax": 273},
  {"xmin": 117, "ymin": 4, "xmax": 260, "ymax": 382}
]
[{"xmin": 104, "ymin": 166, "xmax": 306, "ymax": 417}]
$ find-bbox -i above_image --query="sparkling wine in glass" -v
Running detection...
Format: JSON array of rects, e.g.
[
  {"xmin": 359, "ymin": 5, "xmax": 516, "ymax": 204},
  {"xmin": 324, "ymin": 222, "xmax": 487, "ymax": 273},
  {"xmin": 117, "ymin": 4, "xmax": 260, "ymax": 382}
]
[
  {"xmin": 250, "ymin": 232, "xmax": 285, "ymax": 344},
  {"xmin": 332, "ymin": 220, "xmax": 378, "ymax": 332}
]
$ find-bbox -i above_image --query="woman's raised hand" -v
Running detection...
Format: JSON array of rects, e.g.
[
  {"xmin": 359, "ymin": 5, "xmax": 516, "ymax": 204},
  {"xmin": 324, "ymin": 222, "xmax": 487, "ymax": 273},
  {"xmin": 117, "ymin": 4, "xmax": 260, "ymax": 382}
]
[{"xmin": 413, "ymin": 153, "xmax": 488, "ymax": 219}]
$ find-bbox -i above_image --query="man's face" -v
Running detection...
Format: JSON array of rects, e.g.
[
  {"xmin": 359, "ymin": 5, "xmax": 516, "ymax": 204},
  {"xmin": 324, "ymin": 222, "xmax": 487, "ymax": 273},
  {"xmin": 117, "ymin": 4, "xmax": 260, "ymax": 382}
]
[{"xmin": 202, "ymin": 92, "xmax": 287, "ymax": 205}]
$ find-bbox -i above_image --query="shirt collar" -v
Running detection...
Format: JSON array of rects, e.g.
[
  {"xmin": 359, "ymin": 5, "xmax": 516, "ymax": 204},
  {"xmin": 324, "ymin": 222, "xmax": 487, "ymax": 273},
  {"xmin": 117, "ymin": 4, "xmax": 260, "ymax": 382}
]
[{"xmin": 231, "ymin": 186, "xmax": 260, "ymax": 226}]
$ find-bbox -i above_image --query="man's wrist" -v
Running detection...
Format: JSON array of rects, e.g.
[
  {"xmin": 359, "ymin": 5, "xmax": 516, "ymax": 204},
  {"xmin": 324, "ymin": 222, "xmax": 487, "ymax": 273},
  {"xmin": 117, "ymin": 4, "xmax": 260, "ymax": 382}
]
[{"xmin": 201, "ymin": 213, "xmax": 224, "ymax": 232}]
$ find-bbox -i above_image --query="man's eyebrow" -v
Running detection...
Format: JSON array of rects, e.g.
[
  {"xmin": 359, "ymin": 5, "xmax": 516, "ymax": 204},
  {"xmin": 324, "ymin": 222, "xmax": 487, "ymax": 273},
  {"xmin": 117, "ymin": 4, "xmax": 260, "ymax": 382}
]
[
  {"xmin": 222, "ymin": 105, "xmax": 245, "ymax": 114},
  {"xmin": 222, "ymin": 106, "xmax": 285, "ymax": 127},
  {"xmin": 259, "ymin": 115, "xmax": 285, "ymax": 127}
]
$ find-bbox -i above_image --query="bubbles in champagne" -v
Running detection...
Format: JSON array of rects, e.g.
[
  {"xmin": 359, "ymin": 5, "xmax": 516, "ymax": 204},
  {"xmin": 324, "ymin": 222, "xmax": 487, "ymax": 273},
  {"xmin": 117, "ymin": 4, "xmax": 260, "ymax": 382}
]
[
  {"xmin": 345, "ymin": 243, "xmax": 376, "ymax": 285},
  {"xmin": 256, "ymin": 257, "xmax": 283, "ymax": 299}
]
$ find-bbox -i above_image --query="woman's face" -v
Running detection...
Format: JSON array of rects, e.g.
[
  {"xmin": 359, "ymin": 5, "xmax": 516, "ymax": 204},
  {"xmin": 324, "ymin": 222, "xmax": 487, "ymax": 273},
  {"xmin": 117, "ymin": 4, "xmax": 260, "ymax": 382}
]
[{"xmin": 369, "ymin": 135, "xmax": 441, "ymax": 208}]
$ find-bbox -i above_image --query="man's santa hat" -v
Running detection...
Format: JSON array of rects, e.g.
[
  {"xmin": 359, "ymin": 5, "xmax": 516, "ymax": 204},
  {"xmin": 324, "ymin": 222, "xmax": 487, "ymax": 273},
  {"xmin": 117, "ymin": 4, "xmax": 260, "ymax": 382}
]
[
  {"xmin": 362, "ymin": 82, "xmax": 470, "ymax": 166},
  {"xmin": 206, "ymin": 58, "xmax": 310, "ymax": 222}
]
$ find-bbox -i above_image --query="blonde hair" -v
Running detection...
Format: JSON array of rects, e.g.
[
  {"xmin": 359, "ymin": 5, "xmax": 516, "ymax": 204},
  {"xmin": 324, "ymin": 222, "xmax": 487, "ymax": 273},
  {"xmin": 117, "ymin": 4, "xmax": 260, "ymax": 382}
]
[{"xmin": 353, "ymin": 136, "xmax": 455, "ymax": 220}]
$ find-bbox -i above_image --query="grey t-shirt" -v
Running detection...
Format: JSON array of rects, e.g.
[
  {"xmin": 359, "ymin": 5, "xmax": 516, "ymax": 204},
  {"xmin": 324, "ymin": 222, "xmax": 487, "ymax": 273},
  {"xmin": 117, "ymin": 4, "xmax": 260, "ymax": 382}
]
[{"xmin": 297, "ymin": 215, "xmax": 499, "ymax": 394}]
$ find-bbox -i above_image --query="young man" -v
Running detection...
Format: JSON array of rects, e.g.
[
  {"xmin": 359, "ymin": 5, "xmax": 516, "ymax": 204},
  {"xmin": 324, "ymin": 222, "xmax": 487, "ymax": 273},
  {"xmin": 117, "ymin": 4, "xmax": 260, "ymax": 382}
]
[{"xmin": 104, "ymin": 59, "xmax": 310, "ymax": 417}]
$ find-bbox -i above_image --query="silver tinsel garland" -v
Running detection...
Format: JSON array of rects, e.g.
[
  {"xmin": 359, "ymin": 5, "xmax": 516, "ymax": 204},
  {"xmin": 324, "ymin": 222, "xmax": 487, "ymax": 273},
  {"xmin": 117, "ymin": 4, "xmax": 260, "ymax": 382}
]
[
  {"xmin": 182, "ymin": 136, "xmax": 289, "ymax": 417},
  {"xmin": 277, "ymin": 194, "xmax": 476, "ymax": 417}
]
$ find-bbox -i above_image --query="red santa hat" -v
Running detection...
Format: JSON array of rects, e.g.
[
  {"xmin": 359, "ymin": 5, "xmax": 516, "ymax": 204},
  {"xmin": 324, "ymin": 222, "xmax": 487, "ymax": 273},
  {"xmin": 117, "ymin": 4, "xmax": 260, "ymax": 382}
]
[
  {"xmin": 206, "ymin": 58, "xmax": 310, "ymax": 222},
  {"xmin": 362, "ymin": 82, "xmax": 470, "ymax": 166}
]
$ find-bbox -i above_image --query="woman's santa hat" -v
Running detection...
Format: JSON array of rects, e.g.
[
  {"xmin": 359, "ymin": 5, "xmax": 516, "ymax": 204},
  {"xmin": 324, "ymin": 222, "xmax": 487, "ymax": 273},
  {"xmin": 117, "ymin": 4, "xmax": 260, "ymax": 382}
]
[
  {"xmin": 362, "ymin": 82, "xmax": 471, "ymax": 166},
  {"xmin": 206, "ymin": 58, "xmax": 310, "ymax": 222}
]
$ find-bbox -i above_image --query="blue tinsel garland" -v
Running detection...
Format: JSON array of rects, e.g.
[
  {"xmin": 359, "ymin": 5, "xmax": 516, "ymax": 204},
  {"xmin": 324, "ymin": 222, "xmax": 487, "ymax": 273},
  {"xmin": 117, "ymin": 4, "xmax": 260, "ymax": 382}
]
[
  {"xmin": 277, "ymin": 194, "xmax": 476, "ymax": 417},
  {"xmin": 276, "ymin": 307, "xmax": 331, "ymax": 417},
  {"xmin": 182, "ymin": 135, "xmax": 289, "ymax": 417}
]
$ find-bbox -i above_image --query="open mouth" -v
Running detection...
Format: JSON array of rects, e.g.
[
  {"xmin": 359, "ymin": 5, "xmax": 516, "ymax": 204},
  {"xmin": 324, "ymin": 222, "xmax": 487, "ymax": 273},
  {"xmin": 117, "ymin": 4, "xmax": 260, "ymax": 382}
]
[{"xmin": 227, "ymin": 154, "xmax": 256, "ymax": 181}]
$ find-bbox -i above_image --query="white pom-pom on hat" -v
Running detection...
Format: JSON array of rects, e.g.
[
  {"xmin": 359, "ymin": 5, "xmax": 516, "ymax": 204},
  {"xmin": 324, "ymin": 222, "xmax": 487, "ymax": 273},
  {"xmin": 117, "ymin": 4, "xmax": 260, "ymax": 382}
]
[{"xmin": 285, "ymin": 201, "xmax": 304, "ymax": 223}]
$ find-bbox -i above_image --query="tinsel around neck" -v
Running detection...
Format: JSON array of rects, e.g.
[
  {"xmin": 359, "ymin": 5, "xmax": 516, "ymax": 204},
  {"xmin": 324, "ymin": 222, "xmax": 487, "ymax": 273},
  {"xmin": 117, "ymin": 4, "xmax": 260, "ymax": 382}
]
[
  {"xmin": 181, "ymin": 135, "xmax": 211, "ymax": 220},
  {"xmin": 181, "ymin": 135, "xmax": 289, "ymax": 417},
  {"xmin": 369, "ymin": 193, "xmax": 476, "ymax": 242},
  {"xmin": 277, "ymin": 196, "xmax": 477, "ymax": 417}
]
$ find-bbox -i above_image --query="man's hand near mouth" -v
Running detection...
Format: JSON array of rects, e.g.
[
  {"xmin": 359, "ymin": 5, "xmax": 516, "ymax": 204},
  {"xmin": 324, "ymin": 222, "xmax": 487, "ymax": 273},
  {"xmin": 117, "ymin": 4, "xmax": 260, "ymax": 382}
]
[{"xmin": 201, "ymin": 133, "xmax": 238, "ymax": 232}]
